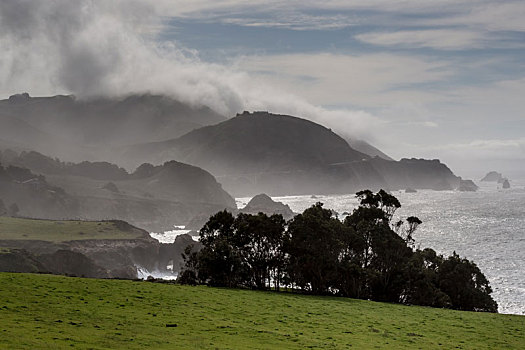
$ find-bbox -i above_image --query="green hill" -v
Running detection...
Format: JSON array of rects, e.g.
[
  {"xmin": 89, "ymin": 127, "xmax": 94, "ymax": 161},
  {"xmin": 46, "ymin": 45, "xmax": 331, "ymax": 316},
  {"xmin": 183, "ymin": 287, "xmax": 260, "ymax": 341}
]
[
  {"xmin": 0, "ymin": 217, "xmax": 146, "ymax": 242},
  {"xmin": 0, "ymin": 273, "xmax": 522, "ymax": 349}
]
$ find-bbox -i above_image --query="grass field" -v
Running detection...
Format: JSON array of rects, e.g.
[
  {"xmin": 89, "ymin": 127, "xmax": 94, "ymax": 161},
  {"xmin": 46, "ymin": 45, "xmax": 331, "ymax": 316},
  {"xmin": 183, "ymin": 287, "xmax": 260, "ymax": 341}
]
[
  {"xmin": 0, "ymin": 273, "xmax": 523, "ymax": 349},
  {"xmin": 0, "ymin": 217, "xmax": 144, "ymax": 242}
]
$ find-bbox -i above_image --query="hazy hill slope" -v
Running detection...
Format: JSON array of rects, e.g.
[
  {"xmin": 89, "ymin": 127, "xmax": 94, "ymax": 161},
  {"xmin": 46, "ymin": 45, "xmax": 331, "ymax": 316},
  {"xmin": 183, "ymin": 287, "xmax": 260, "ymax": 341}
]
[
  {"xmin": 0, "ymin": 93, "xmax": 225, "ymax": 162},
  {"xmin": 368, "ymin": 157, "xmax": 460, "ymax": 191},
  {"xmin": 129, "ymin": 111, "xmax": 370, "ymax": 175},
  {"xmin": 0, "ymin": 150, "xmax": 235, "ymax": 231},
  {"xmin": 346, "ymin": 138, "xmax": 394, "ymax": 161},
  {"xmin": 127, "ymin": 111, "xmax": 459, "ymax": 196}
]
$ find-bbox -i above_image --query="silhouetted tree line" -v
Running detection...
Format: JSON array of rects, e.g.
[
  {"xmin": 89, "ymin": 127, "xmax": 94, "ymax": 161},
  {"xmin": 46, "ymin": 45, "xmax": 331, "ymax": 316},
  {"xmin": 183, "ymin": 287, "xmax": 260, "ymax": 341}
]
[{"xmin": 180, "ymin": 190, "xmax": 498, "ymax": 312}]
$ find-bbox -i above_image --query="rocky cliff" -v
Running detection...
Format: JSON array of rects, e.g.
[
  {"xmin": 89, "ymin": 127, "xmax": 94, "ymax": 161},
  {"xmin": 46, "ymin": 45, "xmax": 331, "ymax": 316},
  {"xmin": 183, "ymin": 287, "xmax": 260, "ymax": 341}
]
[{"xmin": 0, "ymin": 219, "xmax": 196, "ymax": 279}]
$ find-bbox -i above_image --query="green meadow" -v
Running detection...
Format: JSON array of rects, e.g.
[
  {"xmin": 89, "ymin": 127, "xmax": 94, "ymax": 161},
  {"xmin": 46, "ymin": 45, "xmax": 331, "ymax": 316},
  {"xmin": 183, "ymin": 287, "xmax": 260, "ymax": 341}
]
[
  {"xmin": 0, "ymin": 273, "xmax": 523, "ymax": 349},
  {"xmin": 0, "ymin": 217, "xmax": 144, "ymax": 242}
]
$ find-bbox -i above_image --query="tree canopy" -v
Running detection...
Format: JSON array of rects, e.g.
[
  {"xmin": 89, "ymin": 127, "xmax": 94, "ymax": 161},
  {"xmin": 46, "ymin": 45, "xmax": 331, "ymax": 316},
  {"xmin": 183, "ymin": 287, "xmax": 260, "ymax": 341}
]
[{"xmin": 180, "ymin": 190, "xmax": 498, "ymax": 313}]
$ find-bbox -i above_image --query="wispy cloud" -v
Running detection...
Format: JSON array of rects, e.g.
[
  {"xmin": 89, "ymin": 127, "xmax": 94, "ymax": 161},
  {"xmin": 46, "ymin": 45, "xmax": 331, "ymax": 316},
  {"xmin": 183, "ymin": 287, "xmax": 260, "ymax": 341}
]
[
  {"xmin": 420, "ymin": 137, "xmax": 525, "ymax": 160},
  {"xmin": 235, "ymin": 53, "xmax": 454, "ymax": 106},
  {"xmin": 355, "ymin": 30, "xmax": 487, "ymax": 50},
  {"xmin": 220, "ymin": 13, "xmax": 356, "ymax": 31}
]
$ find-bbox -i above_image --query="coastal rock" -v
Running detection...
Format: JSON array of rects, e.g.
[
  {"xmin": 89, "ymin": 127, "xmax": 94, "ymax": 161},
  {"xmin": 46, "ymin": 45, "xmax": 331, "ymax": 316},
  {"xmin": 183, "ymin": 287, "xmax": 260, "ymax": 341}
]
[
  {"xmin": 38, "ymin": 250, "xmax": 111, "ymax": 278},
  {"xmin": 458, "ymin": 179, "xmax": 479, "ymax": 192},
  {"xmin": 240, "ymin": 194, "xmax": 295, "ymax": 220},
  {"xmin": 405, "ymin": 188, "xmax": 417, "ymax": 193},
  {"xmin": 481, "ymin": 171, "xmax": 504, "ymax": 182},
  {"xmin": 502, "ymin": 179, "xmax": 510, "ymax": 189},
  {"xmin": 0, "ymin": 248, "xmax": 47, "ymax": 273}
]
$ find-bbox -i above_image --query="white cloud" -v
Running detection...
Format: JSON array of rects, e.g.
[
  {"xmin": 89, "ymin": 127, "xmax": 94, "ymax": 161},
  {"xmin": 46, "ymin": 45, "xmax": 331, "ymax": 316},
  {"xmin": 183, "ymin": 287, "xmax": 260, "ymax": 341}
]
[
  {"xmin": 220, "ymin": 13, "xmax": 356, "ymax": 31},
  {"xmin": 416, "ymin": 137, "xmax": 525, "ymax": 162},
  {"xmin": 234, "ymin": 53, "xmax": 453, "ymax": 107},
  {"xmin": 153, "ymin": 0, "xmax": 479, "ymax": 18},
  {"xmin": 0, "ymin": 0, "xmax": 381, "ymax": 140},
  {"xmin": 429, "ymin": 1, "xmax": 525, "ymax": 32},
  {"xmin": 355, "ymin": 30, "xmax": 486, "ymax": 50},
  {"xmin": 1, "ymin": 0, "xmax": 524, "ymax": 169}
]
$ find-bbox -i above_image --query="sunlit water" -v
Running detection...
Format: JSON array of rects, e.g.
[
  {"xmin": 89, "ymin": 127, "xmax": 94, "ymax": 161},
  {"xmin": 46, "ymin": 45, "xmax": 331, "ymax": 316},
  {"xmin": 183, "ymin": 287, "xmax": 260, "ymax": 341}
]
[
  {"xmin": 150, "ymin": 226, "xmax": 198, "ymax": 244},
  {"xmin": 238, "ymin": 179, "xmax": 525, "ymax": 315},
  {"xmin": 149, "ymin": 180, "xmax": 524, "ymax": 314},
  {"xmin": 136, "ymin": 265, "xmax": 177, "ymax": 280}
]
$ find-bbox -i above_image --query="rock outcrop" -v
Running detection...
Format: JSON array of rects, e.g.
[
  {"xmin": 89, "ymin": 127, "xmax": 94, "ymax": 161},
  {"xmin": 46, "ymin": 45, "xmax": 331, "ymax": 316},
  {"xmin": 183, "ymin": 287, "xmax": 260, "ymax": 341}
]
[
  {"xmin": 481, "ymin": 171, "xmax": 504, "ymax": 182},
  {"xmin": 458, "ymin": 179, "xmax": 479, "ymax": 192},
  {"xmin": 240, "ymin": 194, "xmax": 295, "ymax": 220},
  {"xmin": 0, "ymin": 248, "xmax": 48, "ymax": 273},
  {"xmin": 0, "ymin": 231, "xmax": 198, "ymax": 279}
]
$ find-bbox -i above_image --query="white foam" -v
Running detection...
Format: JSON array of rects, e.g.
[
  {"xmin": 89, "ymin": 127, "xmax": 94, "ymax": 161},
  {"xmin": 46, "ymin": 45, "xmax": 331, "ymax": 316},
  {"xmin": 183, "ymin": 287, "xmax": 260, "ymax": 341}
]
[{"xmin": 136, "ymin": 265, "xmax": 178, "ymax": 280}]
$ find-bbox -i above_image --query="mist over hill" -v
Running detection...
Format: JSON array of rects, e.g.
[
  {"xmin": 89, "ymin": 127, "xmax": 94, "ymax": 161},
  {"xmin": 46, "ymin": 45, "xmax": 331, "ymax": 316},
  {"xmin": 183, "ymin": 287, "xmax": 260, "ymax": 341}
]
[
  {"xmin": 346, "ymin": 138, "xmax": 394, "ymax": 161},
  {"xmin": 0, "ymin": 150, "xmax": 235, "ymax": 231},
  {"xmin": 0, "ymin": 93, "xmax": 224, "ymax": 163},
  {"xmin": 1, "ymin": 93, "xmax": 464, "ymax": 198},
  {"xmin": 128, "ymin": 111, "xmax": 370, "ymax": 174},
  {"xmin": 128, "ymin": 111, "xmax": 460, "ymax": 196}
]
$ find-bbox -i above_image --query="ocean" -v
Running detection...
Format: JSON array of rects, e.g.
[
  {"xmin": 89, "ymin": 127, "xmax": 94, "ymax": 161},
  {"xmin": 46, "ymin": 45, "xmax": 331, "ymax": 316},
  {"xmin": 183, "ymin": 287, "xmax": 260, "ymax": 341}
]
[
  {"xmin": 151, "ymin": 179, "xmax": 525, "ymax": 315},
  {"xmin": 246, "ymin": 179, "xmax": 525, "ymax": 315}
]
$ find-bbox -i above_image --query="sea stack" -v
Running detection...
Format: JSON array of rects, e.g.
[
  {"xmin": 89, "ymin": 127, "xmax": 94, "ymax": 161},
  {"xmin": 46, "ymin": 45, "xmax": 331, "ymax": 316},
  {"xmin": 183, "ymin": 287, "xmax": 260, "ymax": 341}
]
[
  {"xmin": 458, "ymin": 179, "xmax": 479, "ymax": 192},
  {"xmin": 481, "ymin": 171, "xmax": 504, "ymax": 182}
]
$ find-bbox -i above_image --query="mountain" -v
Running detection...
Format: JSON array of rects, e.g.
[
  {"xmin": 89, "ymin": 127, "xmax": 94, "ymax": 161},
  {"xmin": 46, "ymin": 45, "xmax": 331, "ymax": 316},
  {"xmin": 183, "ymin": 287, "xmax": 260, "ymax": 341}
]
[
  {"xmin": 346, "ymin": 138, "xmax": 394, "ymax": 161},
  {"xmin": 239, "ymin": 193, "xmax": 295, "ymax": 220},
  {"xmin": 0, "ymin": 94, "xmax": 462, "ymax": 198},
  {"xmin": 0, "ymin": 93, "xmax": 225, "ymax": 163},
  {"xmin": 128, "ymin": 111, "xmax": 370, "ymax": 175},
  {"xmin": 127, "ymin": 111, "xmax": 460, "ymax": 196},
  {"xmin": 0, "ymin": 150, "xmax": 235, "ymax": 231}
]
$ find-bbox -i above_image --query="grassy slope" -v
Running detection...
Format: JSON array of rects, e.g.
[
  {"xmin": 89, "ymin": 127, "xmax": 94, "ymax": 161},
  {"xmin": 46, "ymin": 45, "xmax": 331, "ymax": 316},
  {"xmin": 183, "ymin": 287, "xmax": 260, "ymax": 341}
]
[
  {"xmin": 0, "ymin": 273, "xmax": 523, "ymax": 349},
  {"xmin": 0, "ymin": 217, "xmax": 144, "ymax": 242}
]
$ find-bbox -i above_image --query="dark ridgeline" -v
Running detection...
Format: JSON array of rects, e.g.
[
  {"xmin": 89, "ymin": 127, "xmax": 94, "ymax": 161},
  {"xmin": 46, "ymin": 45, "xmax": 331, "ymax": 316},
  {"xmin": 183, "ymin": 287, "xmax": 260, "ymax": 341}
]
[{"xmin": 179, "ymin": 190, "xmax": 498, "ymax": 313}]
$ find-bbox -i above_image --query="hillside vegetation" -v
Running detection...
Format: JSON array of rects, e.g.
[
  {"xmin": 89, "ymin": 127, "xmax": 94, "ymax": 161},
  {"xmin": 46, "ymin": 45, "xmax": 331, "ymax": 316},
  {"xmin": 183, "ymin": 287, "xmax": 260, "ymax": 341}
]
[
  {"xmin": 0, "ymin": 273, "xmax": 523, "ymax": 349},
  {"xmin": 0, "ymin": 217, "xmax": 145, "ymax": 242}
]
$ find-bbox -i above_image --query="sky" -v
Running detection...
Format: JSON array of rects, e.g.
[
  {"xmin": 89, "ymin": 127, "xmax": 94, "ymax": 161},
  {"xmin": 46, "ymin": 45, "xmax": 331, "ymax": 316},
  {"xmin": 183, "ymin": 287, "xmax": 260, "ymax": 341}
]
[{"xmin": 1, "ymin": 1, "xmax": 524, "ymax": 178}]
